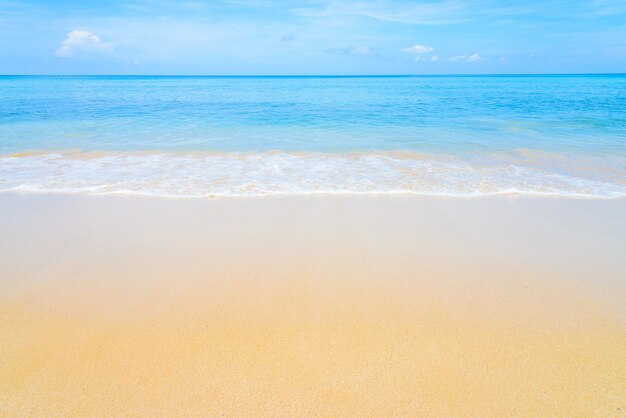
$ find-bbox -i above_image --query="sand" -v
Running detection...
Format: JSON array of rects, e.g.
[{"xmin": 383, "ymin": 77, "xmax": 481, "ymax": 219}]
[{"xmin": 1, "ymin": 193, "xmax": 625, "ymax": 417}]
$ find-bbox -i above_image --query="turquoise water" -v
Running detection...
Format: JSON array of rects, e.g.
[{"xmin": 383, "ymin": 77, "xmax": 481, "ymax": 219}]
[{"xmin": 1, "ymin": 75, "xmax": 625, "ymax": 197}]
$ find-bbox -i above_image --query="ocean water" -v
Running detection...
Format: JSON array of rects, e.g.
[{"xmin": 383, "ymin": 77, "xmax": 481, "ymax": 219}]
[{"xmin": 1, "ymin": 75, "xmax": 624, "ymax": 197}]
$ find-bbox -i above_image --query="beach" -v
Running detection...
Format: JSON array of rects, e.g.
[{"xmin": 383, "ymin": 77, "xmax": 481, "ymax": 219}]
[
  {"xmin": 1, "ymin": 75, "xmax": 625, "ymax": 416},
  {"xmin": 1, "ymin": 193, "xmax": 624, "ymax": 416}
]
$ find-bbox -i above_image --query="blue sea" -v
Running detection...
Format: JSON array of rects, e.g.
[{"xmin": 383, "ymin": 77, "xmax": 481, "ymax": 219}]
[{"xmin": 0, "ymin": 75, "xmax": 624, "ymax": 197}]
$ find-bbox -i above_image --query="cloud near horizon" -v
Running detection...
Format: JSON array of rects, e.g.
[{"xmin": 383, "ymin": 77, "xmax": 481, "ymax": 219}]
[
  {"xmin": 55, "ymin": 30, "xmax": 112, "ymax": 58},
  {"xmin": 449, "ymin": 53, "xmax": 482, "ymax": 63}
]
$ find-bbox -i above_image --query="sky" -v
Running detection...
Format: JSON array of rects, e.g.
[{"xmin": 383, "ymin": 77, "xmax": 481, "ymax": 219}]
[{"xmin": 0, "ymin": 0, "xmax": 625, "ymax": 75}]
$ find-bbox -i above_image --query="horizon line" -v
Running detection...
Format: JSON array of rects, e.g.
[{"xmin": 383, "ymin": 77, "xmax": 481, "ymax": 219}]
[{"xmin": 2, "ymin": 72, "xmax": 625, "ymax": 77}]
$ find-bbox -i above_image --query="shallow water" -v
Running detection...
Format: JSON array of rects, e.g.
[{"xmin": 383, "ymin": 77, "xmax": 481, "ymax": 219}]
[{"xmin": 1, "ymin": 75, "xmax": 624, "ymax": 197}]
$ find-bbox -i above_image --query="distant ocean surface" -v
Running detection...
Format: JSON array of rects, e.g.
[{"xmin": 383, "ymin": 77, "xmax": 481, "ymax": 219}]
[{"xmin": 1, "ymin": 75, "xmax": 624, "ymax": 198}]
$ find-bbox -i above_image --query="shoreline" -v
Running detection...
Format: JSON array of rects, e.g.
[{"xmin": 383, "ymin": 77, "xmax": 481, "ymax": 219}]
[
  {"xmin": 1, "ymin": 193, "xmax": 625, "ymax": 416},
  {"xmin": 2, "ymin": 148, "xmax": 624, "ymax": 199},
  {"xmin": 3, "ymin": 189, "xmax": 626, "ymax": 200}
]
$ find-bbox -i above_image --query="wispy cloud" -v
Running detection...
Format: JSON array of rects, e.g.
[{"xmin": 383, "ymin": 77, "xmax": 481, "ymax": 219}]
[
  {"xmin": 350, "ymin": 45, "xmax": 372, "ymax": 55},
  {"xmin": 293, "ymin": 0, "xmax": 470, "ymax": 25},
  {"xmin": 401, "ymin": 44, "xmax": 434, "ymax": 54},
  {"xmin": 55, "ymin": 30, "xmax": 112, "ymax": 58},
  {"xmin": 449, "ymin": 53, "xmax": 481, "ymax": 62},
  {"xmin": 585, "ymin": 0, "xmax": 626, "ymax": 17},
  {"xmin": 414, "ymin": 55, "xmax": 440, "ymax": 62}
]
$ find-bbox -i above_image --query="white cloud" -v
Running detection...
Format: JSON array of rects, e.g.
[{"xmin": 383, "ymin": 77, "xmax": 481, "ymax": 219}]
[
  {"xmin": 449, "ymin": 53, "xmax": 481, "ymax": 62},
  {"xmin": 402, "ymin": 44, "xmax": 434, "ymax": 54},
  {"xmin": 55, "ymin": 30, "xmax": 112, "ymax": 58},
  {"xmin": 431, "ymin": 55, "xmax": 439, "ymax": 61}
]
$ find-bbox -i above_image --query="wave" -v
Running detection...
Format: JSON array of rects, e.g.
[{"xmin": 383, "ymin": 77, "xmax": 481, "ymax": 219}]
[{"xmin": 1, "ymin": 150, "xmax": 624, "ymax": 198}]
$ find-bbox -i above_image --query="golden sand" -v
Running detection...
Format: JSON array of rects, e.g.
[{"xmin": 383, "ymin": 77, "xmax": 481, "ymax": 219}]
[{"xmin": 1, "ymin": 194, "xmax": 625, "ymax": 416}]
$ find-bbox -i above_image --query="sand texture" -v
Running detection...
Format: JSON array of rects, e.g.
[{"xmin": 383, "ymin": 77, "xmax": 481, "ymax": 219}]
[{"xmin": 1, "ymin": 194, "xmax": 625, "ymax": 417}]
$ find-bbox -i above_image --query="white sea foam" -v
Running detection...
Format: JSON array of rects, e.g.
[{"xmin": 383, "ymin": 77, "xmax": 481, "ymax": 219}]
[{"xmin": 1, "ymin": 150, "xmax": 624, "ymax": 198}]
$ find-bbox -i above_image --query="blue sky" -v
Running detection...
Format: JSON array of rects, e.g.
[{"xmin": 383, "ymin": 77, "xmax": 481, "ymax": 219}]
[{"xmin": 1, "ymin": 0, "xmax": 625, "ymax": 74}]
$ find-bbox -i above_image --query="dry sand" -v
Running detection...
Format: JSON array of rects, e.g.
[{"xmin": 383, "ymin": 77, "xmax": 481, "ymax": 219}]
[{"xmin": 1, "ymin": 194, "xmax": 625, "ymax": 416}]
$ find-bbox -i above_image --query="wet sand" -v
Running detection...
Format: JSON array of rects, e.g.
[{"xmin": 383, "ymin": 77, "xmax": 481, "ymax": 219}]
[{"xmin": 1, "ymin": 194, "xmax": 625, "ymax": 416}]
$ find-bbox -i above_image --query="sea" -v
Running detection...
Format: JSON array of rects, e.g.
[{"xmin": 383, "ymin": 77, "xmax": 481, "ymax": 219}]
[{"xmin": 1, "ymin": 75, "xmax": 624, "ymax": 198}]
